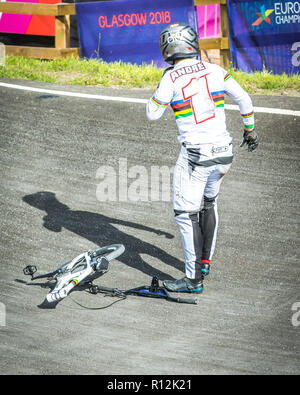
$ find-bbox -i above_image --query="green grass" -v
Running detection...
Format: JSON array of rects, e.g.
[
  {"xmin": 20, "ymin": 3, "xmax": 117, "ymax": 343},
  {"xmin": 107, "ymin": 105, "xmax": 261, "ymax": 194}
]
[
  {"xmin": 229, "ymin": 68, "xmax": 300, "ymax": 95},
  {"xmin": 0, "ymin": 56, "xmax": 163, "ymax": 89},
  {"xmin": 0, "ymin": 55, "xmax": 299, "ymax": 94}
]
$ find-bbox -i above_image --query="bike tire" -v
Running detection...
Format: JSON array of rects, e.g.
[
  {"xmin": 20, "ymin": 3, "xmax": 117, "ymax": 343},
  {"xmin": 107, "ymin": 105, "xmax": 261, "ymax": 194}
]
[{"xmin": 90, "ymin": 244, "xmax": 125, "ymax": 262}]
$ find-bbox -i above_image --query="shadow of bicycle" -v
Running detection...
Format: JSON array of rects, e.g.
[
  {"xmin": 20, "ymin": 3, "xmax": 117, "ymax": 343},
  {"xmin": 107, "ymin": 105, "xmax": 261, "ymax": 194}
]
[{"xmin": 22, "ymin": 191, "xmax": 183, "ymax": 284}]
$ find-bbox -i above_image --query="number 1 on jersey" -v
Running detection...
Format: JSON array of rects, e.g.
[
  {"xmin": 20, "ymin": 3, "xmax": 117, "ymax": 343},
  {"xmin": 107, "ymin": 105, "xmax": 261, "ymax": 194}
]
[{"xmin": 182, "ymin": 74, "xmax": 215, "ymax": 124}]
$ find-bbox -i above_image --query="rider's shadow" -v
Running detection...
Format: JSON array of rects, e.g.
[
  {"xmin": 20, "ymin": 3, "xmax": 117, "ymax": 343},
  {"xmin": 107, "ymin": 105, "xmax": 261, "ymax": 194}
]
[{"xmin": 22, "ymin": 191, "xmax": 184, "ymax": 281}]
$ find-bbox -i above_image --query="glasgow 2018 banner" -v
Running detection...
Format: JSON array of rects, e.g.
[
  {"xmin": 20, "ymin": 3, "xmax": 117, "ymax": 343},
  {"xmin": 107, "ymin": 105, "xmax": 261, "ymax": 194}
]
[
  {"xmin": 76, "ymin": 0, "xmax": 197, "ymax": 68},
  {"xmin": 227, "ymin": 0, "xmax": 300, "ymax": 74}
]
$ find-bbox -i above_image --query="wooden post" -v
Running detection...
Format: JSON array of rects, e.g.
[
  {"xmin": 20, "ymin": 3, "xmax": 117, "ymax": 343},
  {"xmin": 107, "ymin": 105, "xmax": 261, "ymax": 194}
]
[
  {"xmin": 194, "ymin": 0, "xmax": 227, "ymax": 4},
  {"xmin": 55, "ymin": 15, "xmax": 70, "ymax": 49},
  {"xmin": 219, "ymin": 2, "xmax": 231, "ymax": 69}
]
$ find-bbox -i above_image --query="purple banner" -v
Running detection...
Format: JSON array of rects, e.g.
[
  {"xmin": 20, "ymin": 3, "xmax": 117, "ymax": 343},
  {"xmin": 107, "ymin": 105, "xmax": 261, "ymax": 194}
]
[
  {"xmin": 227, "ymin": 0, "xmax": 300, "ymax": 74},
  {"xmin": 76, "ymin": 0, "xmax": 197, "ymax": 68}
]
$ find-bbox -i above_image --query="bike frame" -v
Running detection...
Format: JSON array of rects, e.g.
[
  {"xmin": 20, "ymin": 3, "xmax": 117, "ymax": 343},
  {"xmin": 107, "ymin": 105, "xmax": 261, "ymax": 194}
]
[
  {"xmin": 46, "ymin": 251, "xmax": 94, "ymax": 302},
  {"xmin": 24, "ymin": 251, "xmax": 102, "ymax": 303}
]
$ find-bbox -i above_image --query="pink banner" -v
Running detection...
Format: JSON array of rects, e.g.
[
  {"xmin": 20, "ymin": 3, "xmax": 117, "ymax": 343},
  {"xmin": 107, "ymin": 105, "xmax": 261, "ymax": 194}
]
[
  {"xmin": 0, "ymin": 0, "xmax": 56, "ymax": 36},
  {"xmin": 197, "ymin": 4, "xmax": 220, "ymax": 38},
  {"xmin": 0, "ymin": 0, "xmax": 38, "ymax": 34}
]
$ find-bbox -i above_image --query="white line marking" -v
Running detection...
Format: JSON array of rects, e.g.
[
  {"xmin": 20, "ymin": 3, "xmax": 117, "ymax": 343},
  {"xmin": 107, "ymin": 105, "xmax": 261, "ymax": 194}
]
[
  {"xmin": 0, "ymin": 82, "xmax": 147, "ymax": 104},
  {"xmin": 226, "ymin": 103, "xmax": 300, "ymax": 117},
  {"xmin": 1, "ymin": 81, "xmax": 300, "ymax": 117}
]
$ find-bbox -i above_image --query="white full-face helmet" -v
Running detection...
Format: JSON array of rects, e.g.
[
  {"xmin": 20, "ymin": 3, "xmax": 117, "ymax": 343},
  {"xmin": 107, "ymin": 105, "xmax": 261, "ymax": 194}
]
[{"xmin": 159, "ymin": 22, "xmax": 200, "ymax": 65}]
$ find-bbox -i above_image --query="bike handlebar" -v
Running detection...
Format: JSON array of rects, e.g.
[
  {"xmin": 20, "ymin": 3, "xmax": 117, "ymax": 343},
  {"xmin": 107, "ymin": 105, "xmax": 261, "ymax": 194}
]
[
  {"xmin": 96, "ymin": 285, "xmax": 116, "ymax": 293},
  {"xmin": 168, "ymin": 296, "xmax": 198, "ymax": 305},
  {"xmin": 94, "ymin": 285, "xmax": 198, "ymax": 304}
]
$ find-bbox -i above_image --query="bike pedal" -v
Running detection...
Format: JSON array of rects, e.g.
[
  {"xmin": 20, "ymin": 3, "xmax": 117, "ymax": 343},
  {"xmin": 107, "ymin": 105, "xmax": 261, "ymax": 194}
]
[
  {"xmin": 23, "ymin": 265, "xmax": 37, "ymax": 277},
  {"xmin": 89, "ymin": 284, "xmax": 99, "ymax": 294}
]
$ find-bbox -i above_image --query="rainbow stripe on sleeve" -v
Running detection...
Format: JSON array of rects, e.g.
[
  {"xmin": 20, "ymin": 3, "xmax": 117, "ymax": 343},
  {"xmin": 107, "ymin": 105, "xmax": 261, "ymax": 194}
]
[
  {"xmin": 242, "ymin": 111, "xmax": 254, "ymax": 119},
  {"xmin": 242, "ymin": 111, "xmax": 255, "ymax": 129},
  {"xmin": 171, "ymin": 99, "xmax": 193, "ymax": 119},
  {"xmin": 211, "ymin": 90, "xmax": 225, "ymax": 108},
  {"xmin": 224, "ymin": 73, "xmax": 232, "ymax": 82},
  {"xmin": 151, "ymin": 96, "xmax": 169, "ymax": 107}
]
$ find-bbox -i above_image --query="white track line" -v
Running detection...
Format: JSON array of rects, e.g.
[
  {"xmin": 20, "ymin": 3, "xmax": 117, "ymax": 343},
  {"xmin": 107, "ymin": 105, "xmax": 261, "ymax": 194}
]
[
  {"xmin": 226, "ymin": 103, "xmax": 300, "ymax": 116},
  {"xmin": 0, "ymin": 82, "xmax": 147, "ymax": 104},
  {"xmin": 1, "ymin": 81, "xmax": 300, "ymax": 117}
]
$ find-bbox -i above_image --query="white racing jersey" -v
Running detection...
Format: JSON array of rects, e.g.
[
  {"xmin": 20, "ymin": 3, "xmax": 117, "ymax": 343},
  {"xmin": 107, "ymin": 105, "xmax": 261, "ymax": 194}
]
[{"xmin": 147, "ymin": 58, "xmax": 255, "ymax": 152}]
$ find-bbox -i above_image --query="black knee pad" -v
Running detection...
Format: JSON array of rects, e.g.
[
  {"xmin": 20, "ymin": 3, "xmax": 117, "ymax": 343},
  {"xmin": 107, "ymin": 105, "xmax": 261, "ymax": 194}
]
[{"xmin": 203, "ymin": 195, "xmax": 217, "ymax": 211}]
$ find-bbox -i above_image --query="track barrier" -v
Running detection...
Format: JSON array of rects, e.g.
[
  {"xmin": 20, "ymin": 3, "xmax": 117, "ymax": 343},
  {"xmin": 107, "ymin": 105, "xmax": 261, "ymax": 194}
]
[{"xmin": 0, "ymin": 0, "xmax": 230, "ymax": 67}]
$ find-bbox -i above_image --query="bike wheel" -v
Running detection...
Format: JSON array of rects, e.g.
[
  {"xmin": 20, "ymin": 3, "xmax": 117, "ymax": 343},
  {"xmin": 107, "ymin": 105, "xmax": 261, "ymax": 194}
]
[{"xmin": 90, "ymin": 244, "xmax": 125, "ymax": 262}]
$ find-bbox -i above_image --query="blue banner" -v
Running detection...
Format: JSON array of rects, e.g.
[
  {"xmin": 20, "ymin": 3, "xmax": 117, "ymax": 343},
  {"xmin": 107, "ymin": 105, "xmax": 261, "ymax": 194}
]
[
  {"xmin": 227, "ymin": 0, "xmax": 300, "ymax": 74},
  {"xmin": 76, "ymin": 0, "xmax": 197, "ymax": 68}
]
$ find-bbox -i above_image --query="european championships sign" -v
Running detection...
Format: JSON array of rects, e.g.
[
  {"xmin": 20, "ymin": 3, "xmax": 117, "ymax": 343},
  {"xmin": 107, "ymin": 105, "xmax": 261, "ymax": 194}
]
[{"xmin": 227, "ymin": 0, "xmax": 300, "ymax": 74}]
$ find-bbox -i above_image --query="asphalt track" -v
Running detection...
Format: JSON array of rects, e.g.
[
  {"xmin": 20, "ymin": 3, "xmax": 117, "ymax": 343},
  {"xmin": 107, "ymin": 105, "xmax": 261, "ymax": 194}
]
[{"xmin": 0, "ymin": 79, "xmax": 299, "ymax": 376}]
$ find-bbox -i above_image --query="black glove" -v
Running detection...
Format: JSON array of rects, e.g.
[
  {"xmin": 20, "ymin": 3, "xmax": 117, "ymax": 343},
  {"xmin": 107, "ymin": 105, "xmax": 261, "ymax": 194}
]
[{"xmin": 240, "ymin": 128, "xmax": 259, "ymax": 152}]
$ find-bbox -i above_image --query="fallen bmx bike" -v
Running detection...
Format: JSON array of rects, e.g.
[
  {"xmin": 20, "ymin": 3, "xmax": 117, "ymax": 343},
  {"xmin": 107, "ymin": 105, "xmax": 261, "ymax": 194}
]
[{"xmin": 23, "ymin": 244, "xmax": 197, "ymax": 305}]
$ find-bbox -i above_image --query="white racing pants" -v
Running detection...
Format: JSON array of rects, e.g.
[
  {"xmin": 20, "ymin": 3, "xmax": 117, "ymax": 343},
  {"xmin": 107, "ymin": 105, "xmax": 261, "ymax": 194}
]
[{"xmin": 173, "ymin": 144, "xmax": 232, "ymax": 280}]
